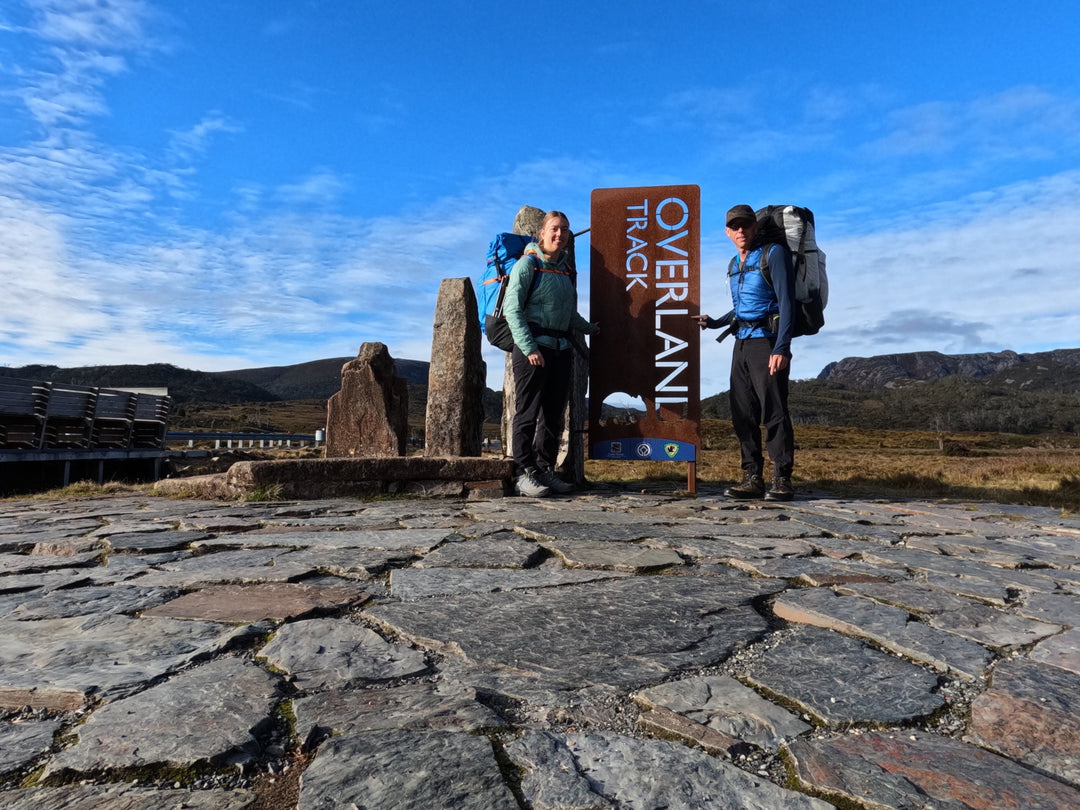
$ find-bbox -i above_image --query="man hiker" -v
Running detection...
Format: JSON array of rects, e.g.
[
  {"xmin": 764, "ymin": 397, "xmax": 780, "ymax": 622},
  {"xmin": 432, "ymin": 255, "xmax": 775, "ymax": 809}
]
[{"xmin": 696, "ymin": 204, "xmax": 796, "ymax": 501}]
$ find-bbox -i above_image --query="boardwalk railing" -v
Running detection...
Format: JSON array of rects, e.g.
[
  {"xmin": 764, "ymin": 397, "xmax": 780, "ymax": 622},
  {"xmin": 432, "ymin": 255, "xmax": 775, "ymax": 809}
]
[{"xmin": 166, "ymin": 431, "xmax": 319, "ymax": 448}]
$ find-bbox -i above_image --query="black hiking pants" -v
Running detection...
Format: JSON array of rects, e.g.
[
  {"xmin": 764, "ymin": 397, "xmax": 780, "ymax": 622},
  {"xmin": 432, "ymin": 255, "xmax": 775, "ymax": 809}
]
[
  {"xmin": 511, "ymin": 344, "xmax": 572, "ymax": 474},
  {"xmin": 729, "ymin": 336, "xmax": 794, "ymax": 478}
]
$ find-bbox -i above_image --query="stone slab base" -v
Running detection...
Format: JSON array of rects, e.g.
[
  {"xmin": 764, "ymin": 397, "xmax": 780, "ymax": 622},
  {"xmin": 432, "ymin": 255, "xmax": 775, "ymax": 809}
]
[{"xmin": 155, "ymin": 456, "xmax": 514, "ymax": 500}]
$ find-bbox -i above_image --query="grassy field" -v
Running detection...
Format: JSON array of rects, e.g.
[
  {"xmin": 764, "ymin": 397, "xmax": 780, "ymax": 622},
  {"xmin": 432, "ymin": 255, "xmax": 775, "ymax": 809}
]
[
  {"xmin": 37, "ymin": 404, "xmax": 1080, "ymax": 514},
  {"xmin": 165, "ymin": 418, "xmax": 1080, "ymax": 512},
  {"xmin": 585, "ymin": 422, "xmax": 1080, "ymax": 513}
]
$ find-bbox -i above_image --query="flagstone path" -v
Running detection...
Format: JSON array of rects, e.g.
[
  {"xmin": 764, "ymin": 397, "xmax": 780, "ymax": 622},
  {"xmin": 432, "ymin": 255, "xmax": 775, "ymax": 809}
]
[{"xmin": 1, "ymin": 488, "xmax": 1079, "ymax": 809}]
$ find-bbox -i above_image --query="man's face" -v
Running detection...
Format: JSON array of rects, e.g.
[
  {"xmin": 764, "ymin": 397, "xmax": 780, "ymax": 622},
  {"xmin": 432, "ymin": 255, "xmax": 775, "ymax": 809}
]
[{"xmin": 726, "ymin": 219, "xmax": 756, "ymax": 251}]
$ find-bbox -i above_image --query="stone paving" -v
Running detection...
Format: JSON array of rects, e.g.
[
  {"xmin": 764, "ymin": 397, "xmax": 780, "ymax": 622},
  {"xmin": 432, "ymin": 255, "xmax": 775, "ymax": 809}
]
[{"xmin": 1, "ymin": 488, "xmax": 1080, "ymax": 809}]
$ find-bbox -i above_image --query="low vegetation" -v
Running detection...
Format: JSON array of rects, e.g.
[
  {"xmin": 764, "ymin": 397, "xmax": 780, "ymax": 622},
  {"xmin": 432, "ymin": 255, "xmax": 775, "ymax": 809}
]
[
  {"xmin": 161, "ymin": 396, "xmax": 1080, "ymax": 514},
  {"xmin": 705, "ymin": 377, "xmax": 1080, "ymax": 435},
  {"xmin": 8, "ymin": 354, "xmax": 1078, "ymax": 510},
  {"xmin": 8, "ymin": 422, "xmax": 1080, "ymax": 513},
  {"xmin": 588, "ymin": 422, "xmax": 1080, "ymax": 513}
]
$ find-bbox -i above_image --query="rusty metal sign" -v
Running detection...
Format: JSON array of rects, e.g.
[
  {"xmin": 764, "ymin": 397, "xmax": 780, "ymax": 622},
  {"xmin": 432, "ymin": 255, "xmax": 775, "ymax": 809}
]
[{"xmin": 588, "ymin": 185, "xmax": 700, "ymax": 465}]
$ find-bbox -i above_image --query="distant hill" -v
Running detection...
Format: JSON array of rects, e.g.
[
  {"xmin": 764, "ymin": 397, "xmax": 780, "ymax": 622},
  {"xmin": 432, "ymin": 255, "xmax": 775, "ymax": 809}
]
[
  {"xmin": 210, "ymin": 357, "xmax": 432, "ymax": 401},
  {"xmin": 0, "ymin": 363, "xmax": 275, "ymax": 405},
  {"xmin": 704, "ymin": 348, "xmax": 1080, "ymax": 434},
  {"xmin": 9, "ymin": 346, "xmax": 1080, "ymax": 435},
  {"xmin": 0, "ymin": 357, "xmax": 504, "ymax": 425},
  {"xmin": 0, "ymin": 357, "xmax": 433, "ymax": 405},
  {"xmin": 818, "ymin": 349, "xmax": 1080, "ymax": 391}
]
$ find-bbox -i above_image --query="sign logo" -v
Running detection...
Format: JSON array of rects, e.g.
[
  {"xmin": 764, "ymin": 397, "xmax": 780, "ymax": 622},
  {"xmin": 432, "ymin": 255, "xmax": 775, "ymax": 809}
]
[
  {"xmin": 664, "ymin": 443, "xmax": 679, "ymax": 458},
  {"xmin": 636, "ymin": 442, "xmax": 652, "ymax": 458}
]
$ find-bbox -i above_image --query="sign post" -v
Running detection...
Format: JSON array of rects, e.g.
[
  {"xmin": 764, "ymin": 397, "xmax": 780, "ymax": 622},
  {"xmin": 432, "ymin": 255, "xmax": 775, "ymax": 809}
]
[{"xmin": 588, "ymin": 185, "xmax": 701, "ymax": 492}]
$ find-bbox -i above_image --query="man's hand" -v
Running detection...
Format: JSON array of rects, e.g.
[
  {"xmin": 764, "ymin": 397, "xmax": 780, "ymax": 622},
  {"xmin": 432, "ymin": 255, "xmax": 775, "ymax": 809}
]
[
  {"xmin": 528, "ymin": 351, "xmax": 545, "ymax": 367},
  {"xmin": 693, "ymin": 314, "xmax": 711, "ymax": 331},
  {"xmin": 769, "ymin": 354, "xmax": 790, "ymax": 375}
]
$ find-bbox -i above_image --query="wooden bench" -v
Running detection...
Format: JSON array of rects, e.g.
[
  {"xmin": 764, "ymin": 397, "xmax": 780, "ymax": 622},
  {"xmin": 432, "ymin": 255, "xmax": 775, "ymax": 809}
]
[
  {"xmin": 0, "ymin": 378, "xmax": 172, "ymax": 453},
  {"xmin": 131, "ymin": 393, "xmax": 172, "ymax": 449},
  {"xmin": 0, "ymin": 378, "xmax": 50, "ymax": 448},
  {"xmin": 91, "ymin": 389, "xmax": 136, "ymax": 448},
  {"xmin": 42, "ymin": 383, "xmax": 97, "ymax": 448}
]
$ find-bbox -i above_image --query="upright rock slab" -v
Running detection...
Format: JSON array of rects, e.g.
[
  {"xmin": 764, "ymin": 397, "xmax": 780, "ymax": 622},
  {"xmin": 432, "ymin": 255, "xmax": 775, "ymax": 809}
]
[
  {"xmin": 425, "ymin": 277, "xmax": 486, "ymax": 457},
  {"xmin": 325, "ymin": 342, "xmax": 408, "ymax": 458},
  {"xmin": 512, "ymin": 204, "xmax": 545, "ymax": 237},
  {"xmin": 498, "ymin": 205, "xmax": 544, "ymax": 462}
]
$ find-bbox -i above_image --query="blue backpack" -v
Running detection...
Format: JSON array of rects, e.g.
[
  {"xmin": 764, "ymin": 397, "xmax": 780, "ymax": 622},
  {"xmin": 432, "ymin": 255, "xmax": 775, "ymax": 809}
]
[{"xmin": 478, "ymin": 233, "xmax": 534, "ymax": 352}]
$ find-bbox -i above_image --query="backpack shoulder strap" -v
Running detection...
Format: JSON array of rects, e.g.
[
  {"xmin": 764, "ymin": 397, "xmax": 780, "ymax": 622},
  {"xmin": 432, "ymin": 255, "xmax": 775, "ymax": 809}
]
[
  {"xmin": 730, "ymin": 248, "xmax": 776, "ymax": 288},
  {"xmin": 522, "ymin": 250, "xmax": 543, "ymax": 305},
  {"xmin": 493, "ymin": 249, "xmax": 542, "ymax": 316},
  {"xmin": 758, "ymin": 244, "xmax": 774, "ymax": 289}
]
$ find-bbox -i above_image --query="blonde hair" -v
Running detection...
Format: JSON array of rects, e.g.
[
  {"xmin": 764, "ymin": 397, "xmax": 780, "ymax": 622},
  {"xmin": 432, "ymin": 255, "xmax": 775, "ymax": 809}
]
[{"xmin": 540, "ymin": 210, "xmax": 570, "ymax": 233}]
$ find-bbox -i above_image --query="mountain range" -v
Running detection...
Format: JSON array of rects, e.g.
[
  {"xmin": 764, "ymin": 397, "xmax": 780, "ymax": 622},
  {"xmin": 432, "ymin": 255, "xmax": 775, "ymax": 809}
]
[
  {"xmin": 0, "ymin": 358, "xmax": 428, "ymax": 405},
  {"xmin": 4, "ymin": 347, "xmax": 1078, "ymax": 435},
  {"xmin": 818, "ymin": 348, "xmax": 1080, "ymax": 391}
]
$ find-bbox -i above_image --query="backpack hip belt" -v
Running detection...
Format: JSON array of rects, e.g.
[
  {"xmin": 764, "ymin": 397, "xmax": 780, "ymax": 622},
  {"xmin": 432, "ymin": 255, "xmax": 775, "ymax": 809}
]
[{"xmin": 529, "ymin": 323, "xmax": 571, "ymax": 340}]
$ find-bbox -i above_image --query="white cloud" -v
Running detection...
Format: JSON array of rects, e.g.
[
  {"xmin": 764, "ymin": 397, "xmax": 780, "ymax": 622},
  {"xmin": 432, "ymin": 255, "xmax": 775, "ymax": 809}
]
[
  {"xmin": 3, "ymin": 5, "xmax": 1080, "ymax": 410},
  {"xmin": 167, "ymin": 114, "xmax": 242, "ymax": 162},
  {"xmin": 866, "ymin": 89, "xmax": 1080, "ymax": 165},
  {"xmin": 275, "ymin": 170, "xmax": 350, "ymax": 206},
  {"xmin": 783, "ymin": 170, "xmax": 1080, "ymax": 381},
  {"xmin": 28, "ymin": 0, "xmax": 149, "ymax": 49}
]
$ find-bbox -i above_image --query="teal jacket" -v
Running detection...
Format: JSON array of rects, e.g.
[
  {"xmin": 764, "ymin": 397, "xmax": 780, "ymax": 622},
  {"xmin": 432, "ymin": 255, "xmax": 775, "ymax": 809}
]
[{"xmin": 503, "ymin": 243, "xmax": 592, "ymax": 355}]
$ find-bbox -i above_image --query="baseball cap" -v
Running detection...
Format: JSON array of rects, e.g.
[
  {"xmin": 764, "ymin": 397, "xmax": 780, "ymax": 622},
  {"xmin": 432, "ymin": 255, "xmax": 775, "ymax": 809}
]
[{"xmin": 726, "ymin": 204, "xmax": 756, "ymax": 227}]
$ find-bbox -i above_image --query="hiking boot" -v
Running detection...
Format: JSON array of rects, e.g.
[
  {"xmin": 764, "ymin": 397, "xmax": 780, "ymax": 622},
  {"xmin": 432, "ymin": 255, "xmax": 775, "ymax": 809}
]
[
  {"xmin": 535, "ymin": 467, "xmax": 574, "ymax": 494},
  {"xmin": 724, "ymin": 472, "xmax": 765, "ymax": 499},
  {"xmin": 765, "ymin": 475, "xmax": 794, "ymax": 501},
  {"xmin": 515, "ymin": 468, "xmax": 552, "ymax": 498}
]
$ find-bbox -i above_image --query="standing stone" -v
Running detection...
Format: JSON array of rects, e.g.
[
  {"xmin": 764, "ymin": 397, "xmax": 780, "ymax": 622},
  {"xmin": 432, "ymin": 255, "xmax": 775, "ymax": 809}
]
[
  {"xmin": 558, "ymin": 343, "xmax": 588, "ymax": 484},
  {"xmin": 500, "ymin": 358, "xmax": 516, "ymax": 460},
  {"xmin": 326, "ymin": 342, "xmax": 408, "ymax": 458},
  {"xmin": 426, "ymin": 278, "xmax": 486, "ymax": 457},
  {"xmin": 500, "ymin": 205, "xmax": 543, "ymax": 460},
  {"xmin": 512, "ymin": 204, "xmax": 546, "ymax": 238}
]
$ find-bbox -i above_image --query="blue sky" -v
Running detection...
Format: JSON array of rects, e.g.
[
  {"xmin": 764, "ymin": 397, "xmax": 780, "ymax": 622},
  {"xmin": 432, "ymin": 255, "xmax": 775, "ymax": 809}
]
[{"xmin": 2, "ymin": 0, "xmax": 1080, "ymax": 398}]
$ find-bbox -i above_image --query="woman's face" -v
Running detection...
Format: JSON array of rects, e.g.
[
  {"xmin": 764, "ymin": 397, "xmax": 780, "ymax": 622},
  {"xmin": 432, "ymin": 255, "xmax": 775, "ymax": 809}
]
[{"xmin": 538, "ymin": 216, "xmax": 570, "ymax": 257}]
